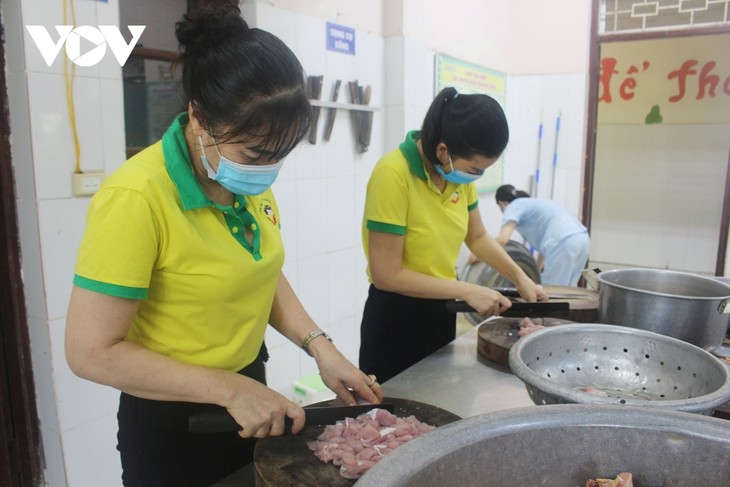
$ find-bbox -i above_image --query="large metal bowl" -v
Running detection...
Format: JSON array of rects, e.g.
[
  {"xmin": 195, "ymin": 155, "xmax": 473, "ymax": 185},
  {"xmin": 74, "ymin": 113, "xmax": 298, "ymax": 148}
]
[
  {"xmin": 508, "ymin": 323, "xmax": 730, "ymax": 415},
  {"xmin": 355, "ymin": 404, "xmax": 730, "ymax": 486}
]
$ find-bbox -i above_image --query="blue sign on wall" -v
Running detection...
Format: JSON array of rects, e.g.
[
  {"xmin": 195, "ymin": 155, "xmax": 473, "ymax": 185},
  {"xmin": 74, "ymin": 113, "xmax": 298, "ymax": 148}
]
[{"xmin": 326, "ymin": 22, "xmax": 355, "ymax": 55}]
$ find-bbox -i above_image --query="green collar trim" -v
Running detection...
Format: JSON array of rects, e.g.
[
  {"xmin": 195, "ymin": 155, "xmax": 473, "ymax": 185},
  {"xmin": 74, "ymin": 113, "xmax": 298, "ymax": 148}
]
[
  {"xmin": 399, "ymin": 130, "xmax": 428, "ymax": 181},
  {"xmin": 162, "ymin": 113, "xmax": 248, "ymax": 211}
]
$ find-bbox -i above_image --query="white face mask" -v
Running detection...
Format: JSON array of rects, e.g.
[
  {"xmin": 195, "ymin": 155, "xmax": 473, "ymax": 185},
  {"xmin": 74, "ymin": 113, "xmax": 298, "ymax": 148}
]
[{"xmin": 199, "ymin": 136, "xmax": 284, "ymax": 195}]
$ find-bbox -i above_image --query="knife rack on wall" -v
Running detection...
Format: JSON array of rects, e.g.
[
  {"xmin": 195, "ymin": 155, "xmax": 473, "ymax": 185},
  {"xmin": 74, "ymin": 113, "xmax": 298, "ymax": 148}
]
[{"xmin": 306, "ymin": 76, "xmax": 380, "ymax": 152}]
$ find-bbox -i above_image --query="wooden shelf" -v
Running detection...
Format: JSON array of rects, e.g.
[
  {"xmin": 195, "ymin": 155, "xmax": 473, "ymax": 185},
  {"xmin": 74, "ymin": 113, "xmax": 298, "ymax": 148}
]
[{"xmin": 309, "ymin": 100, "xmax": 380, "ymax": 112}]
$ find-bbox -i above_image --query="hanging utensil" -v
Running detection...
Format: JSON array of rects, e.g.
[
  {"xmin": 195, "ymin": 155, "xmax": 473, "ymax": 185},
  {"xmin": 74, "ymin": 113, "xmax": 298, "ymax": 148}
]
[
  {"xmin": 358, "ymin": 85, "xmax": 372, "ymax": 153},
  {"xmin": 322, "ymin": 80, "xmax": 342, "ymax": 142},
  {"xmin": 307, "ymin": 75, "xmax": 324, "ymax": 144}
]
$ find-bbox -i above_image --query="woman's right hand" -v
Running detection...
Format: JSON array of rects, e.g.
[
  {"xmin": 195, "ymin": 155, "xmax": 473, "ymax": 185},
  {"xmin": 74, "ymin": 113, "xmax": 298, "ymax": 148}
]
[
  {"xmin": 463, "ymin": 284, "xmax": 512, "ymax": 316},
  {"xmin": 224, "ymin": 375, "xmax": 305, "ymax": 438}
]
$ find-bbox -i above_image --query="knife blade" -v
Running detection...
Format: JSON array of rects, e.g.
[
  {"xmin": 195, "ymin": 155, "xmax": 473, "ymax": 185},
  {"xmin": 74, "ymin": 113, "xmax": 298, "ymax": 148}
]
[
  {"xmin": 445, "ymin": 300, "xmax": 569, "ymax": 318},
  {"xmin": 188, "ymin": 403, "xmax": 396, "ymax": 433},
  {"xmin": 491, "ymin": 287, "xmax": 590, "ymax": 300}
]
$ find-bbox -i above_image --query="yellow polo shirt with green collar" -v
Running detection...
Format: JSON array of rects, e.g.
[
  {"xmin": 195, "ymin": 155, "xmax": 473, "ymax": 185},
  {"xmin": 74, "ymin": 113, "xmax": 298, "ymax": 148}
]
[
  {"xmin": 73, "ymin": 113, "xmax": 284, "ymax": 372},
  {"xmin": 362, "ymin": 130, "xmax": 478, "ymax": 281}
]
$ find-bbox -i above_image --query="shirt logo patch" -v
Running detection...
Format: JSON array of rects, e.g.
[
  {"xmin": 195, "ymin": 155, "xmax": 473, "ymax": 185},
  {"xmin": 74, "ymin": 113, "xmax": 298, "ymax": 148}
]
[
  {"xmin": 450, "ymin": 191, "xmax": 460, "ymax": 204},
  {"xmin": 259, "ymin": 199, "xmax": 278, "ymax": 225}
]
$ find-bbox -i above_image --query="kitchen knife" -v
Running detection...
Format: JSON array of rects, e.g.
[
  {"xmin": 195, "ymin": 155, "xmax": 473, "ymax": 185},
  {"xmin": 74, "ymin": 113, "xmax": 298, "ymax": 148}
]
[
  {"xmin": 307, "ymin": 75, "xmax": 324, "ymax": 144},
  {"xmin": 322, "ymin": 79, "xmax": 342, "ymax": 142},
  {"xmin": 358, "ymin": 85, "xmax": 373, "ymax": 152},
  {"xmin": 189, "ymin": 403, "xmax": 396, "ymax": 433},
  {"xmin": 491, "ymin": 287, "xmax": 590, "ymax": 300},
  {"xmin": 445, "ymin": 300, "xmax": 569, "ymax": 318}
]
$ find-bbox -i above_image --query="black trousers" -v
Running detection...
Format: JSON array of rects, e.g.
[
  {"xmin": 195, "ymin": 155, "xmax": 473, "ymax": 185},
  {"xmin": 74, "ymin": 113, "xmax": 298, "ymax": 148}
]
[
  {"xmin": 117, "ymin": 345, "xmax": 268, "ymax": 487},
  {"xmin": 359, "ymin": 285, "xmax": 456, "ymax": 383}
]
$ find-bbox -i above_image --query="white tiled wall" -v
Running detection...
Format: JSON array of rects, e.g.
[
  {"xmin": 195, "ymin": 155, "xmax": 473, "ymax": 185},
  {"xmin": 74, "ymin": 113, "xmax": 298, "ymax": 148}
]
[{"xmin": 5, "ymin": 1, "xmax": 593, "ymax": 486}]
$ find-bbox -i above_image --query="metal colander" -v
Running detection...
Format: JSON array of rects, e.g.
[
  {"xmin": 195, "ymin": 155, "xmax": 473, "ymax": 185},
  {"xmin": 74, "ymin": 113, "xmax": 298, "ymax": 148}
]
[{"xmin": 508, "ymin": 323, "xmax": 730, "ymax": 415}]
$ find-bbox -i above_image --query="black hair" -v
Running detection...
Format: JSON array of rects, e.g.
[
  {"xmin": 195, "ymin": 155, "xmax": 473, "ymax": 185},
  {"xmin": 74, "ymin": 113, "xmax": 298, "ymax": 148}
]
[
  {"xmin": 495, "ymin": 184, "xmax": 530, "ymax": 204},
  {"xmin": 175, "ymin": 3, "xmax": 311, "ymax": 161},
  {"xmin": 420, "ymin": 87, "xmax": 509, "ymax": 165}
]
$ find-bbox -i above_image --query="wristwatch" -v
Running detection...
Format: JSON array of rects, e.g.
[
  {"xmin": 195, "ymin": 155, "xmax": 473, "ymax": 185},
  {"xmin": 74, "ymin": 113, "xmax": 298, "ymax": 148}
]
[{"xmin": 301, "ymin": 329, "xmax": 332, "ymax": 356}]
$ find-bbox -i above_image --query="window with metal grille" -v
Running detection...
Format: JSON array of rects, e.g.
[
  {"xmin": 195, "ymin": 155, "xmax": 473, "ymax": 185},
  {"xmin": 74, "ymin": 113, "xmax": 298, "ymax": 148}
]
[{"xmin": 600, "ymin": 0, "xmax": 730, "ymax": 34}]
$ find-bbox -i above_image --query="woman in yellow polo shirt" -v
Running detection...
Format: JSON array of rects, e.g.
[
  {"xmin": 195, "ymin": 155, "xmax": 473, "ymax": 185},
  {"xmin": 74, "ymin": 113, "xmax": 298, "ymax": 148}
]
[
  {"xmin": 359, "ymin": 87, "xmax": 548, "ymax": 382},
  {"xmin": 65, "ymin": 5, "xmax": 381, "ymax": 486}
]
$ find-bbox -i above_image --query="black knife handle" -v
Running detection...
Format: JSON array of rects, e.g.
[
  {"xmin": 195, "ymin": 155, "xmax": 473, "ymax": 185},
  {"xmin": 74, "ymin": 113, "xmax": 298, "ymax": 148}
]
[{"xmin": 189, "ymin": 411, "xmax": 242, "ymax": 433}]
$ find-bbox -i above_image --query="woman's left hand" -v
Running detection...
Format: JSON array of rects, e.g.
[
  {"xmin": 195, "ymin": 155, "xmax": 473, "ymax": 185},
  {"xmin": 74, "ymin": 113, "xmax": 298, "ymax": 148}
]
[
  {"xmin": 315, "ymin": 349, "xmax": 384, "ymax": 406},
  {"xmin": 515, "ymin": 279, "xmax": 549, "ymax": 302}
]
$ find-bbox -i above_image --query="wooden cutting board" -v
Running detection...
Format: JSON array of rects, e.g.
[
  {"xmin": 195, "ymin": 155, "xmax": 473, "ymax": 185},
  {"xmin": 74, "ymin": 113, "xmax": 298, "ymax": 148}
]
[
  {"xmin": 475, "ymin": 285, "xmax": 598, "ymax": 366},
  {"xmin": 537, "ymin": 285, "xmax": 599, "ymax": 322},
  {"xmin": 253, "ymin": 397, "xmax": 460, "ymax": 486},
  {"xmin": 477, "ymin": 317, "xmax": 576, "ymax": 367}
]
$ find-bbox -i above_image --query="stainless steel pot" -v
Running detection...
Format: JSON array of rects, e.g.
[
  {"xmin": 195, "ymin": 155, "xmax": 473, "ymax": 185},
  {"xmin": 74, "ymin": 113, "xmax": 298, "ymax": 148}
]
[{"xmin": 597, "ymin": 269, "xmax": 730, "ymax": 351}]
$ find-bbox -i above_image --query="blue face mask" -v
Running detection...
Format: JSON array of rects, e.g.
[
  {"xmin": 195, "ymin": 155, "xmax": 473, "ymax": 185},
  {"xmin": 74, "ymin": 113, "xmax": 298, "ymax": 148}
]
[
  {"xmin": 199, "ymin": 136, "xmax": 283, "ymax": 196},
  {"xmin": 434, "ymin": 155, "xmax": 483, "ymax": 185}
]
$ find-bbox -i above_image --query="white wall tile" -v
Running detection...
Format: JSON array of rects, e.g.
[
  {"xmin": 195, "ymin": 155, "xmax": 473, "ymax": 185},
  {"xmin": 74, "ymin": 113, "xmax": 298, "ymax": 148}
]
[
  {"xmin": 266, "ymin": 338, "xmax": 302, "ymax": 398},
  {"xmin": 273, "ymin": 178, "xmax": 299, "ymax": 263},
  {"xmin": 291, "ymin": 14, "xmax": 325, "ymax": 75},
  {"xmin": 99, "ymin": 77, "xmax": 127, "ymax": 172},
  {"xmin": 297, "ymin": 254, "xmax": 329, "ymax": 326},
  {"xmin": 327, "ymin": 248, "xmax": 356, "ymax": 323},
  {"xmin": 329, "ymin": 315, "xmax": 359, "ymax": 366},
  {"xmin": 49, "ymin": 315, "xmax": 119, "ymax": 433},
  {"xmin": 325, "ymin": 177, "xmax": 356, "ymax": 252},
  {"xmin": 27, "ymin": 72, "xmax": 105, "ymax": 200},
  {"xmin": 38, "ymin": 197, "xmax": 89, "ymax": 320},
  {"xmin": 61, "ymin": 413, "xmax": 123, "ymax": 487},
  {"xmin": 295, "ymin": 177, "xmax": 328, "ymax": 259}
]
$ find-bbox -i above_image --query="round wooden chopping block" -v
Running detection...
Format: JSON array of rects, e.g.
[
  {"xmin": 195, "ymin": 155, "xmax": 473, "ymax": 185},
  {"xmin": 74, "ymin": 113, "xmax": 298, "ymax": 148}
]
[
  {"xmin": 477, "ymin": 317, "xmax": 575, "ymax": 367},
  {"xmin": 539, "ymin": 284, "xmax": 599, "ymax": 323},
  {"xmin": 253, "ymin": 397, "xmax": 461, "ymax": 486}
]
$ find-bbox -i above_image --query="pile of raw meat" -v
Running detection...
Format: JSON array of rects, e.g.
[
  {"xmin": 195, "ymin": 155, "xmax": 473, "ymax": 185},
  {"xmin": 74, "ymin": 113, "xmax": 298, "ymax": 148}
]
[
  {"xmin": 517, "ymin": 317, "xmax": 545, "ymax": 337},
  {"xmin": 307, "ymin": 408, "xmax": 436, "ymax": 479}
]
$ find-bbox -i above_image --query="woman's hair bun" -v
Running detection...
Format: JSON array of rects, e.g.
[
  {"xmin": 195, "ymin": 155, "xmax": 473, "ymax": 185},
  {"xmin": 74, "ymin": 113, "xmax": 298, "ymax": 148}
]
[{"xmin": 175, "ymin": 2, "xmax": 248, "ymax": 57}]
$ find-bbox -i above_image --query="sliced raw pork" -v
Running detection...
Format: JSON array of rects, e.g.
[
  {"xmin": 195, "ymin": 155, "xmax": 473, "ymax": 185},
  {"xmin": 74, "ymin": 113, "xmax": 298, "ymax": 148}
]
[
  {"xmin": 307, "ymin": 407, "xmax": 435, "ymax": 479},
  {"xmin": 517, "ymin": 317, "xmax": 545, "ymax": 337}
]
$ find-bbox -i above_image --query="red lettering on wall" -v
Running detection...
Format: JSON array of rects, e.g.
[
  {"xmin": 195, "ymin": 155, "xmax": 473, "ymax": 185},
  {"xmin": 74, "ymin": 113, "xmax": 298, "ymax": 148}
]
[
  {"xmin": 599, "ymin": 57, "xmax": 619, "ymax": 103},
  {"xmin": 667, "ymin": 60, "xmax": 698, "ymax": 102},
  {"xmin": 620, "ymin": 78, "xmax": 637, "ymax": 100},
  {"xmin": 697, "ymin": 61, "xmax": 719, "ymax": 99}
]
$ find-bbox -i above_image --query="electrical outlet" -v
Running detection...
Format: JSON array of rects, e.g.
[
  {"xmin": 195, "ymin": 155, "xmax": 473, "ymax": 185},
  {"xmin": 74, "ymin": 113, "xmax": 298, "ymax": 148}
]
[{"xmin": 73, "ymin": 172, "xmax": 105, "ymax": 196}]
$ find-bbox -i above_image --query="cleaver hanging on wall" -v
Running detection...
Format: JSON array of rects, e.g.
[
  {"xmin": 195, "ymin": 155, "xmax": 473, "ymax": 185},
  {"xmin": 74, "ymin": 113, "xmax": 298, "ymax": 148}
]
[{"xmin": 322, "ymin": 80, "xmax": 342, "ymax": 142}]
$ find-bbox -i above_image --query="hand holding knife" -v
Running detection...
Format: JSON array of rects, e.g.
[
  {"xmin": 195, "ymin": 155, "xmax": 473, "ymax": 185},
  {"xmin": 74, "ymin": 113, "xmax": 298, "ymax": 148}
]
[{"xmin": 189, "ymin": 403, "xmax": 395, "ymax": 434}]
